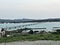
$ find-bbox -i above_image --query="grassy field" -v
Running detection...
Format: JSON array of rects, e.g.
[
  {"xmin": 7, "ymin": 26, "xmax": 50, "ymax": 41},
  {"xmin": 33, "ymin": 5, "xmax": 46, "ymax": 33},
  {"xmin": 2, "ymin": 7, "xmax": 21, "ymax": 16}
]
[{"xmin": 0, "ymin": 33, "xmax": 60, "ymax": 43}]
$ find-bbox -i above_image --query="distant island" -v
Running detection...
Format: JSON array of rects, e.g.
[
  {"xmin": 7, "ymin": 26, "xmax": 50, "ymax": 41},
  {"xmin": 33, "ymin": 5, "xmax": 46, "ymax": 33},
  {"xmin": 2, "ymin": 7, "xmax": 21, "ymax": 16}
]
[{"xmin": 0, "ymin": 18, "xmax": 60, "ymax": 23}]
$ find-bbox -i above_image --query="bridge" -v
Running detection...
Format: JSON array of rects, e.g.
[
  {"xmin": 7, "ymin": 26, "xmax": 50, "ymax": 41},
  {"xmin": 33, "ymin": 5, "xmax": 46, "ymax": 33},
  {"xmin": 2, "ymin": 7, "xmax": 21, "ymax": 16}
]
[{"xmin": 3, "ymin": 23, "xmax": 40, "ymax": 31}]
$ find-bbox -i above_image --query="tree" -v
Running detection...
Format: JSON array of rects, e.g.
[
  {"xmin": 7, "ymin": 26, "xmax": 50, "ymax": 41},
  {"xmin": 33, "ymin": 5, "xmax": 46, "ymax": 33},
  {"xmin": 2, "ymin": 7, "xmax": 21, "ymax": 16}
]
[
  {"xmin": 55, "ymin": 29, "xmax": 60, "ymax": 34},
  {"xmin": 40, "ymin": 30, "xmax": 46, "ymax": 34},
  {"xmin": 29, "ymin": 30, "xmax": 33, "ymax": 34},
  {"xmin": 1, "ymin": 28, "xmax": 4, "ymax": 32}
]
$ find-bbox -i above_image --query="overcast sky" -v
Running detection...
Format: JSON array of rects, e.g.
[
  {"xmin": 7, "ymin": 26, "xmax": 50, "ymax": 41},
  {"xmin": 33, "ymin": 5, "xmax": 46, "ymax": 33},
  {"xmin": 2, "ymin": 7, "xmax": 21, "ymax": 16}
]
[{"xmin": 0, "ymin": 0, "xmax": 60, "ymax": 19}]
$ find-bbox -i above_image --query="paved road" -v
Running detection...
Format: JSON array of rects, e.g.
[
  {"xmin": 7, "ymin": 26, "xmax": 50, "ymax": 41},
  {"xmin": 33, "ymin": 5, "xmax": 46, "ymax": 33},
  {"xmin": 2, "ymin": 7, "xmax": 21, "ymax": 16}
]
[{"xmin": 0, "ymin": 40, "xmax": 60, "ymax": 45}]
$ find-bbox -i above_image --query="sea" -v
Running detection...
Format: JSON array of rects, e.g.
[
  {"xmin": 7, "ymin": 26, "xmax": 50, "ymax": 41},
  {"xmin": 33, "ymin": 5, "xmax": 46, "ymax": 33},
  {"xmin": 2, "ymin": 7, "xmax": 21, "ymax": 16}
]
[{"xmin": 0, "ymin": 22, "xmax": 60, "ymax": 31}]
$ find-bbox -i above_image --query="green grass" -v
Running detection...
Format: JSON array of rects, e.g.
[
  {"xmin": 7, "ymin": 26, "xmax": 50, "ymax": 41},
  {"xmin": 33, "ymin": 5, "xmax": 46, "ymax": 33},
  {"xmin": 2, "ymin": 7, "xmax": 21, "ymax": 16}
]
[{"xmin": 0, "ymin": 34, "xmax": 60, "ymax": 43}]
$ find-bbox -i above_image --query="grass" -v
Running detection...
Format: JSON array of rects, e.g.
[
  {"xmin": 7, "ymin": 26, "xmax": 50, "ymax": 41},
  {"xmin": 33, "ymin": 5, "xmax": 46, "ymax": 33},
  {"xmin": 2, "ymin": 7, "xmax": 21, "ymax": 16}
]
[{"xmin": 0, "ymin": 34, "xmax": 60, "ymax": 43}]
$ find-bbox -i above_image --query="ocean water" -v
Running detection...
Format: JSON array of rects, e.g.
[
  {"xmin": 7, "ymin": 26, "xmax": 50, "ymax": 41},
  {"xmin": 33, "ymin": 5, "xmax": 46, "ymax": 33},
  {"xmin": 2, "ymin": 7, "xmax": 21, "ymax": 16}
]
[{"xmin": 0, "ymin": 22, "xmax": 60, "ymax": 31}]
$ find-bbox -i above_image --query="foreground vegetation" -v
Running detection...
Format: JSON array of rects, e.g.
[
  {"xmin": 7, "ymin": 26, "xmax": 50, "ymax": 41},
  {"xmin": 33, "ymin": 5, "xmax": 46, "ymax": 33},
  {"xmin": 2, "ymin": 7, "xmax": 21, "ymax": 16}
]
[
  {"xmin": 0, "ymin": 28, "xmax": 60, "ymax": 43},
  {"xmin": 0, "ymin": 33, "xmax": 60, "ymax": 43}
]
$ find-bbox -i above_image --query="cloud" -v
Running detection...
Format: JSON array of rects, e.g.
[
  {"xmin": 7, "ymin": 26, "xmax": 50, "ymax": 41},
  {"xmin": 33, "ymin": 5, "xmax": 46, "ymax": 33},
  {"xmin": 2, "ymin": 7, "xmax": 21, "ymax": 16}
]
[{"xmin": 0, "ymin": 0, "xmax": 60, "ymax": 19}]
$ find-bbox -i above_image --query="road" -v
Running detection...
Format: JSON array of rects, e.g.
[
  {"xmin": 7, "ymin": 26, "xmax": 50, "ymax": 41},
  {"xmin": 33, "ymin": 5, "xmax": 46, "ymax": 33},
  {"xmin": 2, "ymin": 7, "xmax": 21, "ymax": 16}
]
[{"xmin": 0, "ymin": 40, "xmax": 60, "ymax": 45}]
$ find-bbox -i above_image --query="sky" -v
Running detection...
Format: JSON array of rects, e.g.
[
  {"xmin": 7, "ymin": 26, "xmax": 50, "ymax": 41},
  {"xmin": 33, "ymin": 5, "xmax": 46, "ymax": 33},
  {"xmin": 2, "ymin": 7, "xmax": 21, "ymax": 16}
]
[{"xmin": 0, "ymin": 0, "xmax": 60, "ymax": 19}]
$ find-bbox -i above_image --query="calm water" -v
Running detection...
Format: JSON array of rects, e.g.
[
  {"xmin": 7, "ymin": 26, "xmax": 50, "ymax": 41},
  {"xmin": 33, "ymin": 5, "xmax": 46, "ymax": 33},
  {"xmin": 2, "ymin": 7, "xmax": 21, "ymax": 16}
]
[{"xmin": 0, "ymin": 22, "xmax": 60, "ymax": 31}]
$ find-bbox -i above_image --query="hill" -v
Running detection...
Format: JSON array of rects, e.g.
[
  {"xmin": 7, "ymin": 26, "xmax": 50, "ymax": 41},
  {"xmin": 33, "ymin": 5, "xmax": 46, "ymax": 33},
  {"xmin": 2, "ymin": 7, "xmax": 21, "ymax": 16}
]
[{"xmin": 0, "ymin": 18, "xmax": 60, "ymax": 23}]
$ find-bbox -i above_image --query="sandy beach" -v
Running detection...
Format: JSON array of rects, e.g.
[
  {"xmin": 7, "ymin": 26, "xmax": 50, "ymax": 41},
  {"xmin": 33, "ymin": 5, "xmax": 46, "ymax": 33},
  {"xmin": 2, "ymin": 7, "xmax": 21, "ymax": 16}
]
[{"xmin": 0, "ymin": 40, "xmax": 60, "ymax": 45}]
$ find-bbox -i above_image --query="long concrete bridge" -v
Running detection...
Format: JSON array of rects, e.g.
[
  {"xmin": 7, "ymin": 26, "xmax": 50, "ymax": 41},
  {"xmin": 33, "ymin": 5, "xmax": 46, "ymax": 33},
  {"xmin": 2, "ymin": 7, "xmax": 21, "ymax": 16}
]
[{"xmin": 3, "ymin": 23, "xmax": 40, "ymax": 30}]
